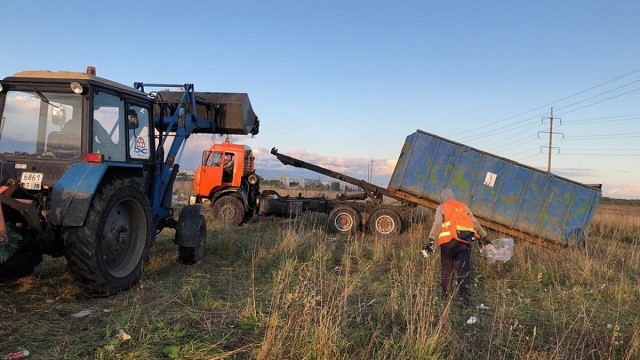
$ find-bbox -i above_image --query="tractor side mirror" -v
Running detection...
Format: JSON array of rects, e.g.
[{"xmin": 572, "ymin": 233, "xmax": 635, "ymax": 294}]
[
  {"xmin": 128, "ymin": 109, "xmax": 139, "ymax": 130},
  {"xmin": 52, "ymin": 107, "xmax": 66, "ymax": 126}
]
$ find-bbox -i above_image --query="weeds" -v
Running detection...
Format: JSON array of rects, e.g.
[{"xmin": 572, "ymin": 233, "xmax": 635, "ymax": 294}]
[{"xmin": 0, "ymin": 205, "xmax": 639, "ymax": 359}]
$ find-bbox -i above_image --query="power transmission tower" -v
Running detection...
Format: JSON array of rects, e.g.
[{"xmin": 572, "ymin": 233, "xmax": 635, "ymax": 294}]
[
  {"xmin": 538, "ymin": 107, "xmax": 564, "ymax": 172},
  {"xmin": 367, "ymin": 159, "xmax": 373, "ymax": 183}
]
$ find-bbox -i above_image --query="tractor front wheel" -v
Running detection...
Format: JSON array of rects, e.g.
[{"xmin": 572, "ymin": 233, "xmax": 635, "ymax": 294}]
[
  {"xmin": 64, "ymin": 177, "xmax": 152, "ymax": 295},
  {"xmin": 177, "ymin": 206, "xmax": 207, "ymax": 265}
]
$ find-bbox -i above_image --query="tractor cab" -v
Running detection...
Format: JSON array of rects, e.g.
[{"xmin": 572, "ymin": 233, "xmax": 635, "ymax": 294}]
[{"xmin": 0, "ymin": 67, "xmax": 154, "ymax": 190}]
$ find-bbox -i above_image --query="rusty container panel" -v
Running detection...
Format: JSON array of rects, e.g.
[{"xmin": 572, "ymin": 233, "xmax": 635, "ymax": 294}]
[{"xmin": 388, "ymin": 130, "xmax": 601, "ymax": 246}]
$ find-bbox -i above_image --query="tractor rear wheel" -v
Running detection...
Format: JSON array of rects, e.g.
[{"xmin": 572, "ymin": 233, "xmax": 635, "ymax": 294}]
[
  {"xmin": 212, "ymin": 195, "xmax": 245, "ymax": 226},
  {"xmin": 64, "ymin": 177, "xmax": 152, "ymax": 295}
]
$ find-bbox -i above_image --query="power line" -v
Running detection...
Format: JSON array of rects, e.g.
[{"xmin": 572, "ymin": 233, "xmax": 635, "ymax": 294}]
[
  {"xmin": 561, "ymin": 148, "xmax": 640, "ymax": 151},
  {"xmin": 557, "ymin": 87, "xmax": 640, "ymax": 116},
  {"xmin": 553, "ymin": 80, "xmax": 640, "ymax": 113},
  {"xmin": 453, "ymin": 67, "xmax": 640, "ymax": 137},
  {"xmin": 560, "ymin": 153, "xmax": 640, "ymax": 156},
  {"xmin": 473, "ymin": 84, "xmax": 640, "ymax": 139},
  {"xmin": 562, "ymin": 117, "xmax": 640, "ymax": 126},
  {"xmin": 493, "ymin": 136, "xmax": 541, "ymax": 153},
  {"xmin": 562, "ymin": 113, "xmax": 640, "ymax": 122},
  {"xmin": 514, "ymin": 153, "xmax": 540, "ymax": 162},
  {"xmin": 564, "ymin": 132, "xmax": 640, "ymax": 139},
  {"xmin": 460, "ymin": 117, "xmax": 543, "ymax": 142},
  {"xmin": 507, "ymin": 146, "xmax": 543, "ymax": 158}
]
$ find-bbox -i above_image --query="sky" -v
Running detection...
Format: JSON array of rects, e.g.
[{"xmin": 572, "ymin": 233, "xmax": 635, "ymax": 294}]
[{"xmin": 2, "ymin": 1, "xmax": 639, "ymax": 198}]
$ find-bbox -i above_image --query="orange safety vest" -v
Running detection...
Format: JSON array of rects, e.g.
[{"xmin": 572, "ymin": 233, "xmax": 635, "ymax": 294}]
[{"xmin": 438, "ymin": 200, "xmax": 479, "ymax": 245}]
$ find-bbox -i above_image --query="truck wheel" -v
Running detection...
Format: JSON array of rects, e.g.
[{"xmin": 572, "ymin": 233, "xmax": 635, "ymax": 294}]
[
  {"xmin": 64, "ymin": 177, "xmax": 152, "ymax": 295},
  {"xmin": 212, "ymin": 196, "xmax": 245, "ymax": 226},
  {"xmin": 368, "ymin": 209, "xmax": 402, "ymax": 236},
  {"xmin": 177, "ymin": 209, "xmax": 207, "ymax": 265},
  {"xmin": 327, "ymin": 206, "xmax": 360, "ymax": 234}
]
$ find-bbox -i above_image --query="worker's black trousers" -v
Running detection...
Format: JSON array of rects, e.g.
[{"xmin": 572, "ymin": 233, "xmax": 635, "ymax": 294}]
[{"xmin": 440, "ymin": 239, "xmax": 471, "ymax": 299}]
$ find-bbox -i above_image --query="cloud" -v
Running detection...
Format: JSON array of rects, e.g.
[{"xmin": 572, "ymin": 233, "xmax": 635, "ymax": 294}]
[
  {"xmin": 532, "ymin": 166, "xmax": 600, "ymax": 180},
  {"xmin": 605, "ymin": 184, "xmax": 640, "ymax": 200},
  {"xmin": 253, "ymin": 146, "xmax": 396, "ymax": 179},
  {"xmin": 174, "ymin": 140, "xmax": 398, "ymax": 184}
]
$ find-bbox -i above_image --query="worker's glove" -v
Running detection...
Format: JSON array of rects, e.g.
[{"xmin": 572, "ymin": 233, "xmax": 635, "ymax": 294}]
[{"xmin": 421, "ymin": 239, "xmax": 435, "ymax": 258}]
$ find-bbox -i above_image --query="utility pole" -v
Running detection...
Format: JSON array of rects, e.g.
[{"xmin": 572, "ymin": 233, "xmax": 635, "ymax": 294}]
[
  {"xmin": 546, "ymin": 108, "xmax": 554, "ymax": 172},
  {"xmin": 538, "ymin": 107, "xmax": 564, "ymax": 172}
]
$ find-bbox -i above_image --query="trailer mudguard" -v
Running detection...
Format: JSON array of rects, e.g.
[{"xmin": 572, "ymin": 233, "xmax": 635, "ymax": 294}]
[{"xmin": 48, "ymin": 162, "xmax": 109, "ymax": 226}]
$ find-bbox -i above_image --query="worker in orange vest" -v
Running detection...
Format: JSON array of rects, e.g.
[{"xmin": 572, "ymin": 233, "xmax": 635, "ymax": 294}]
[{"xmin": 422, "ymin": 188, "xmax": 488, "ymax": 304}]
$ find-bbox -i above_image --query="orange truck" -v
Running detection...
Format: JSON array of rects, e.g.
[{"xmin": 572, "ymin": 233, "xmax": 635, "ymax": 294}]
[
  {"xmin": 191, "ymin": 141, "xmax": 261, "ymax": 225},
  {"xmin": 192, "ymin": 140, "xmax": 320, "ymax": 226},
  {"xmin": 191, "ymin": 142, "xmax": 413, "ymax": 236}
]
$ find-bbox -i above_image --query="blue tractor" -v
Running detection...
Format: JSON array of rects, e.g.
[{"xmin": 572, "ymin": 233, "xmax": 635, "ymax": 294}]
[{"xmin": 0, "ymin": 67, "xmax": 259, "ymax": 295}]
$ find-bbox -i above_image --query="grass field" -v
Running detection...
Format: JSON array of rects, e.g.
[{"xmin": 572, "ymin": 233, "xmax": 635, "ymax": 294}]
[{"xmin": 0, "ymin": 202, "xmax": 639, "ymax": 359}]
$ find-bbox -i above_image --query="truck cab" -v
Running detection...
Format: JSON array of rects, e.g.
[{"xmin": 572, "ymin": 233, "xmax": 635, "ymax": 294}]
[
  {"xmin": 194, "ymin": 142, "xmax": 254, "ymax": 193},
  {"xmin": 192, "ymin": 142, "xmax": 260, "ymax": 226}
]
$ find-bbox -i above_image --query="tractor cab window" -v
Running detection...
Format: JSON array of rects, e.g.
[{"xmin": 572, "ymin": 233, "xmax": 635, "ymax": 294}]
[
  {"xmin": 127, "ymin": 105, "xmax": 151, "ymax": 160},
  {"xmin": 93, "ymin": 92, "xmax": 125, "ymax": 161},
  {"xmin": 0, "ymin": 90, "xmax": 82, "ymax": 159}
]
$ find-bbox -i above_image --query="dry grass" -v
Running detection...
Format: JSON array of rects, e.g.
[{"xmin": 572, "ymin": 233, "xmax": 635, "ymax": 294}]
[{"xmin": 0, "ymin": 203, "xmax": 639, "ymax": 359}]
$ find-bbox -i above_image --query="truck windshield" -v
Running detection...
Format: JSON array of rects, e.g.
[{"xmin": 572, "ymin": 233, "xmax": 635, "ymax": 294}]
[{"xmin": 0, "ymin": 90, "xmax": 82, "ymax": 159}]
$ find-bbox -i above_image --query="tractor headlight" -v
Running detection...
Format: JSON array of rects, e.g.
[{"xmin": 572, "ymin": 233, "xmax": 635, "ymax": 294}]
[{"xmin": 70, "ymin": 82, "xmax": 84, "ymax": 94}]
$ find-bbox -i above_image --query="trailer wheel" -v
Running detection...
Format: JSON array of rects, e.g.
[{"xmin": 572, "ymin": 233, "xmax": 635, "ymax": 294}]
[
  {"xmin": 212, "ymin": 196, "xmax": 245, "ymax": 226},
  {"xmin": 177, "ymin": 212, "xmax": 207, "ymax": 265},
  {"xmin": 64, "ymin": 177, "xmax": 152, "ymax": 295},
  {"xmin": 368, "ymin": 209, "xmax": 402, "ymax": 236},
  {"xmin": 328, "ymin": 206, "xmax": 360, "ymax": 234}
]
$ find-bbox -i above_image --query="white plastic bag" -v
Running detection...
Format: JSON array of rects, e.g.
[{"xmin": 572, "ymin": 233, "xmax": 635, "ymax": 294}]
[{"xmin": 480, "ymin": 237, "xmax": 514, "ymax": 264}]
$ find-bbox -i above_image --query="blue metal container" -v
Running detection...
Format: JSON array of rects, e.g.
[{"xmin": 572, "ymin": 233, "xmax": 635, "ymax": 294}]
[{"xmin": 389, "ymin": 130, "xmax": 601, "ymax": 246}]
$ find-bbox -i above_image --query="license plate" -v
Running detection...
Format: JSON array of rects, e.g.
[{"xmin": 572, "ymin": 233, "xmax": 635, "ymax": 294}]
[{"xmin": 20, "ymin": 172, "xmax": 44, "ymax": 190}]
